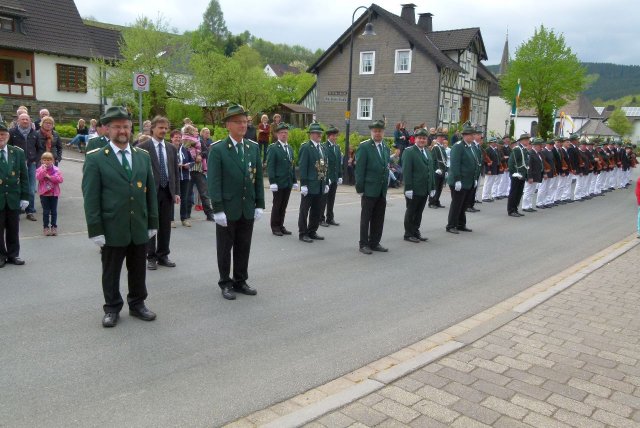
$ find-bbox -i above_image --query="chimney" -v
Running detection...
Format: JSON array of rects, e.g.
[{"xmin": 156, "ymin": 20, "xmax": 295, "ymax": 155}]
[
  {"xmin": 400, "ymin": 3, "xmax": 417, "ymax": 25},
  {"xmin": 417, "ymin": 13, "xmax": 433, "ymax": 32}
]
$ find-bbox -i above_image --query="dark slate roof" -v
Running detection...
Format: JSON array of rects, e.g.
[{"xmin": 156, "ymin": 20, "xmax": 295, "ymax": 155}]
[
  {"xmin": 85, "ymin": 24, "xmax": 123, "ymax": 60},
  {"xmin": 0, "ymin": 1, "xmax": 28, "ymax": 17},
  {"xmin": 477, "ymin": 62, "xmax": 498, "ymax": 84},
  {"xmin": 268, "ymin": 64, "xmax": 301, "ymax": 77},
  {"xmin": 427, "ymin": 28, "xmax": 488, "ymax": 60},
  {"xmin": 577, "ymin": 119, "xmax": 619, "ymax": 137},
  {"xmin": 280, "ymin": 103, "xmax": 314, "ymax": 114}
]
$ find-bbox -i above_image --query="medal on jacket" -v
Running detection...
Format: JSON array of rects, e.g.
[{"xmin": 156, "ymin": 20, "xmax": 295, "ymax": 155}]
[
  {"xmin": 0, "ymin": 179, "xmax": 3, "ymax": 184},
  {"xmin": 137, "ymin": 181, "xmax": 143, "ymax": 188},
  {"xmin": 248, "ymin": 161, "xmax": 254, "ymax": 182}
]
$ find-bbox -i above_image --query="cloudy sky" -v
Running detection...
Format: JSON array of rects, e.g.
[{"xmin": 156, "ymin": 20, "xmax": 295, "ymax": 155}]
[{"xmin": 75, "ymin": 0, "xmax": 639, "ymax": 66}]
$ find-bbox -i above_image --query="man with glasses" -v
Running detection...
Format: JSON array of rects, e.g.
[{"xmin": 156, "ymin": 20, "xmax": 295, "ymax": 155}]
[{"xmin": 82, "ymin": 106, "xmax": 159, "ymax": 328}]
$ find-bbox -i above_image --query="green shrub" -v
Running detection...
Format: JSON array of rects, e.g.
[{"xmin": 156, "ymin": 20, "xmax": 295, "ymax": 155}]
[
  {"xmin": 55, "ymin": 124, "xmax": 77, "ymax": 138},
  {"xmin": 166, "ymin": 100, "xmax": 204, "ymax": 128}
]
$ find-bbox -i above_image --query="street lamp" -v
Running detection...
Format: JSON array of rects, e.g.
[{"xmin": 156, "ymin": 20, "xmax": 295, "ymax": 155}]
[{"xmin": 344, "ymin": 6, "xmax": 375, "ymax": 178}]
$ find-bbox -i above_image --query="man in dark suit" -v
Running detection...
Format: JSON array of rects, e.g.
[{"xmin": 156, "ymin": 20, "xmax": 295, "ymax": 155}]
[
  {"xmin": 136, "ymin": 116, "xmax": 180, "ymax": 270},
  {"xmin": 481, "ymin": 137, "xmax": 500, "ymax": 202},
  {"xmin": 82, "ymin": 106, "xmax": 159, "ymax": 327},
  {"xmin": 207, "ymin": 104, "xmax": 265, "ymax": 300},
  {"xmin": 507, "ymin": 133, "xmax": 531, "ymax": 217},
  {"xmin": 446, "ymin": 123, "xmax": 480, "ymax": 234},
  {"xmin": 428, "ymin": 131, "xmax": 448, "ymax": 208},
  {"xmin": 298, "ymin": 123, "xmax": 329, "ymax": 243},
  {"xmin": 320, "ymin": 125, "xmax": 343, "ymax": 227},
  {"xmin": 402, "ymin": 128, "xmax": 435, "ymax": 242},
  {"xmin": 537, "ymin": 139, "xmax": 557, "ymax": 208},
  {"xmin": 267, "ymin": 122, "xmax": 297, "ymax": 236},
  {"xmin": 467, "ymin": 130, "xmax": 483, "ymax": 212},
  {"xmin": 0, "ymin": 122, "xmax": 29, "ymax": 267},
  {"xmin": 355, "ymin": 120, "xmax": 390, "ymax": 254},
  {"xmin": 170, "ymin": 129, "xmax": 194, "ymax": 227},
  {"xmin": 522, "ymin": 138, "xmax": 544, "ymax": 212}
]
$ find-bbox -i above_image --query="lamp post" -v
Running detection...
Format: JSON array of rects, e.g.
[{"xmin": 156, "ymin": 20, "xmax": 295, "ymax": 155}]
[{"xmin": 344, "ymin": 6, "xmax": 375, "ymax": 178}]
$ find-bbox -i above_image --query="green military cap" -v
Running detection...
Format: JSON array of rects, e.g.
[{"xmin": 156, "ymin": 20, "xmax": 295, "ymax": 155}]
[
  {"xmin": 275, "ymin": 122, "xmax": 290, "ymax": 131},
  {"xmin": 569, "ymin": 133, "xmax": 580, "ymax": 141},
  {"xmin": 436, "ymin": 131, "xmax": 447, "ymax": 137},
  {"xmin": 0, "ymin": 122, "xmax": 8, "ymax": 132},
  {"xmin": 531, "ymin": 137, "xmax": 544, "ymax": 145},
  {"xmin": 414, "ymin": 128, "xmax": 429, "ymax": 137},
  {"xmin": 325, "ymin": 124, "xmax": 340, "ymax": 135},
  {"xmin": 517, "ymin": 133, "xmax": 531, "ymax": 141},
  {"xmin": 487, "ymin": 136, "xmax": 498, "ymax": 143},
  {"xmin": 461, "ymin": 122, "xmax": 476, "ymax": 134},
  {"xmin": 545, "ymin": 139, "xmax": 555, "ymax": 145},
  {"xmin": 586, "ymin": 138, "xmax": 595, "ymax": 145},
  {"xmin": 223, "ymin": 103, "xmax": 249, "ymax": 121},
  {"xmin": 307, "ymin": 122, "xmax": 324, "ymax": 133},
  {"xmin": 368, "ymin": 119, "xmax": 386, "ymax": 129},
  {"xmin": 100, "ymin": 106, "xmax": 130, "ymax": 125},
  {"xmin": 497, "ymin": 139, "xmax": 505, "ymax": 145}
]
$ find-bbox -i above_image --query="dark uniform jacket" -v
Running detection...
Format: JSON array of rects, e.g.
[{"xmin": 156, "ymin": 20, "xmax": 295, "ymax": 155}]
[
  {"xmin": 0, "ymin": 146, "xmax": 29, "ymax": 210},
  {"xmin": 355, "ymin": 139, "xmax": 390, "ymax": 198},
  {"xmin": 541, "ymin": 148, "xmax": 556, "ymax": 178},
  {"xmin": 136, "ymin": 139, "xmax": 180, "ymax": 199},
  {"xmin": 431, "ymin": 143, "xmax": 448, "ymax": 172},
  {"xmin": 298, "ymin": 140, "xmax": 329, "ymax": 195},
  {"xmin": 484, "ymin": 146, "xmax": 500, "ymax": 175},
  {"xmin": 85, "ymin": 136, "xmax": 109, "ymax": 153},
  {"xmin": 508, "ymin": 144, "xmax": 530, "ymax": 178},
  {"xmin": 402, "ymin": 145, "xmax": 435, "ymax": 197},
  {"xmin": 323, "ymin": 141, "xmax": 342, "ymax": 183},
  {"xmin": 266, "ymin": 141, "xmax": 296, "ymax": 189},
  {"xmin": 528, "ymin": 149, "xmax": 544, "ymax": 183},
  {"xmin": 447, "ymin": 141, "xmax": 480, "ymax": 190}
]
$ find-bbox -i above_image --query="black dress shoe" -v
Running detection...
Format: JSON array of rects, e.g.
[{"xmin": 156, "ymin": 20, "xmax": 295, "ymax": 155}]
[
  {"xmin": 102, "ymin": 312, "xmax": 119, "ymax": 328},
  {"xmin": 370, "ymin": 244, "xmax": 388, "ymax": 252},
  {"xmin": 466, "ymin": 207, "xmax": 480, "ymax": 213},
  {"xmin": 359, "ymin": 246, "xmax": 373, "ymax": 254},
  {"xmin": 475, "ymin": 200, "xmax": 483, "ymax": 204},
  {"xmin": 458, "ymin": 227, "xmax": 473, "ymax": 232},
  {"xmin": 508, "ymin": 212, "xmax": 521, "ymax": 217},
  {"xmin": 299, "ymin": 235, "xmax": 313, "ymax": 243},
  {"xmin": 281, "ymin": 228, "xmax": 292, "ymax": 235},
  {"xmin": 157, "ymin": 258, "xmax": 176, "ymax": 267},
  {"xmin": 327, "ymin": 220, "xmax": 340, "ymax": 226},
  {"xmin": 404, "ymin": 236, "xmax": 420, "ymax": 243},
  {"xmin": 446, "ymin": 227, "xmax": 459, "ymax": 234},
  {"xmin": 482, "ymin": 198, "xmax": 494, "ymax": 202},
  {"xmin": 0, "ymin": 257, "xmax": 5, "ymax": 268},
  {"xmin": 308, "ymin": 233, "xmax": 324, "ymax": 240},
  {"xmin": 319, "ymin": 221, "xmax": 329, "ymax": 227},
  {"xmin": 129, "ymin": 306, "xmax": 156, "ymax": 321},
  {"xmin": 7, "ymin": 257, "xmax": 25, "ymax": 265},
  {"xmin": 272, "ymin": 230, "xmax": 283, "ymax": 236},
  {"xmin": 234, "ymin": 282, "xmax": 257, "ymax": 295},
  {"xmin": 147, "ymin": 259, "xmax": 157, "ymax": 270},
  {"xmin": 221, "ymin": 286, "xmax": 236, "ymax": 300},
  {"xmin": 523, "ymin": 208, "xmax": 537, "ymax": 213},
  {"xmin": 415, "ymin": 235, "xmax": 428, "ymax": 242},
  {"xmin": 428, "ymin": 204, "xmax": 437, "ymax": 209}
]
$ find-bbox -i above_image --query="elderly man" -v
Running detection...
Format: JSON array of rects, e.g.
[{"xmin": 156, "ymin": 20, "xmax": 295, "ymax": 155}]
[
  {"xmin": 34, "ymin": 108, "xmax": 50, "ymax": 131},
  {"xmin": 82, "ymin": 106, "xmax": 159, "ymax": 328},
  {"xmin": 267, "ymin": 122, "xmax": 297, "ymax": 236},
  {"xmin": 446, "ymin": 123, "xmax": 480, "ymax": 234},
  {"xmin": 355, "ymin": 120, "xmax": 391, "ymax": 254},
  {"xmin": 298, "ymin": 123, "xmax": 329, "ymax": 242},
  {"xmin": 208, "ymin": 104, "xmax": 264, "ymax": 301},
  {"xmin": 402, "ymin": 128, "xmax": 435, "ymax": 242},
  {"xmin": 8, "ymin": 113, "xmax": 41, "ymax": 221}
]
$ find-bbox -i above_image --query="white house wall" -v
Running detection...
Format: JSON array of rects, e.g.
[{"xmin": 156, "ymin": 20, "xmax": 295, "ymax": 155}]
[
  {"xmin": 487, "ymin": 96, "xmax": 512, "ymax": 137},
  {"xmin": 34, "ymin": 54, "xmax": 101, "ymax": 103}
]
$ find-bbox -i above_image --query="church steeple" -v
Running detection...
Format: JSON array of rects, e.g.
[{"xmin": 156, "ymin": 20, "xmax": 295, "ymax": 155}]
[{"xmin": 498, "ymin": 30, "xmax": 509, "ymax": 76}]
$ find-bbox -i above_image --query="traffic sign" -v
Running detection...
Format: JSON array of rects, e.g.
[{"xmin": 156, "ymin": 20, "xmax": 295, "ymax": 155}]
[{"xmin": 133, "ymin": 72, "xmax": 150, "ymax": 92}]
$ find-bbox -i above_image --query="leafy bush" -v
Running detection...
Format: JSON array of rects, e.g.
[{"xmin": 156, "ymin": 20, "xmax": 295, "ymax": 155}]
[
  {"xmin": 55, "ymin": 124, "xmax": 78, "ymax": 138},
  {"xmin": 166, "ymin": 100, "xmax": 204, "ymax": 129}
]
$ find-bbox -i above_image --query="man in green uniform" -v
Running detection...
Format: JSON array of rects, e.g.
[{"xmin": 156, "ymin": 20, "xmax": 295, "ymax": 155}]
[
  {"xmin": 82, "ymin": 106, "xmax": 159, "ymax": 328},
  {"xmin": 84, "ymin": 119, "xmax": 109, "ymax": 153},
  {"xmin": 267, "ymin": 122, "xmax": 297, "ymax": 236},
  {"xmin": 355, "ymin": 120, "xmax": 390, "ymax": 254},
  {"xmin": 446, "ymin": 123, "xmax": 480, "ymax": 234},
  {"xmin": 0, "ymin": 122, "xmax": 29, "ymax": 267},
  {"xmin": 208, "ymin": 104, "xmax": 265, "ymax": 300},
  {"xmin": 428, "ymin": 130, "xmax": 448, "ymax": 208},
  {"xmin": 507, "ymin": 133, "xmax": 531, "ymax": 217},
  {"xmin": 320, "ymin": 125, "xmax": 343, "ymax": 227},
  {"xmin": 298, "ymin": 123, "xmax": 329, "ymax": 243},
  {"xmin": 402, "ymin": 128, "xmax": 435, "ymax": 242}
]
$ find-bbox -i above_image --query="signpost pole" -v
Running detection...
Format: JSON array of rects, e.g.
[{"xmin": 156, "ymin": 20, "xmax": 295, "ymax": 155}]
[{"xmin": 138, "ymin": 90, "xmax": 143, "ymax": 134}]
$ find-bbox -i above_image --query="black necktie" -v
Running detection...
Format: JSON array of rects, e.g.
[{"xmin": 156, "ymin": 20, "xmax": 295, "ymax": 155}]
[
  {"xmin": 120, "ymin": 150, "xmax": 132, "ymax": 181},
  {"xmin": 0, "ymin": 150, "xmax": 7, "ymax": 175},
  {"xmin": 158, "ymin": 143, "xmax": 168, "ymax": 187}
]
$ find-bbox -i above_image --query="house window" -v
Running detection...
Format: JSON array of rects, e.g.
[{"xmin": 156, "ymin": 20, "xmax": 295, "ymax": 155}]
[
  {"xmin": 452, "ymin": 99, "xmax": 459, "ymax": 123},
  {"xmin": 357, "ymin": 98, "xmax": 373, "ymax": 120},
  {"xmin": 359, "ymin": 51, "xmax": 375, "ymax": 74},
  {"xmin": 0, "ymin": 16, "xmax": 14, "ymax": 32},
  {"xmin": 443, "ymin": 99, "xmax": 451, "ymax": 122},
  {"xmin": 56, "ymin": 64, "xmax": 87, "ymax": 93},
  {"xmin": 394, "ymin": 49, "xmax": 412, "ymax": 73}
]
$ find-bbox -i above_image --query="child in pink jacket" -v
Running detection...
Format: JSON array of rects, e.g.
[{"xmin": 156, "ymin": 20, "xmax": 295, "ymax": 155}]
[{"xmin": 36, "ymin": 151, "xmax": 64, "ymax": 236}]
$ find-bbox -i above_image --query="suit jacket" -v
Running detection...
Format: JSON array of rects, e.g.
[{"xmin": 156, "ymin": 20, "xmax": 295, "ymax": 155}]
[
  {"xmin": 207, "ymin": 137, "xmax": 265, "ymax": 221},
  {"xmin": 82, "ymin": 144, "xmax": 159, "ymax": 246},
  {"xmin": 0, "ymin": 145, "xmax": 29, "ymax": 211},
  {"xmin": 8, "ymin": 127, "xmax": 42, "ymax": 164},
  {"xmin": 298, "ymin": 140, "xmax": 329, "ymax": 195},
  {"xmin": 137, "ymin": 139, "xmax": 180, "ymax": 199},
  {"xmin": 431, "ymin": 143, "xmax": 448, "ymax": 172},
  {"xmin": 472, "ymin": 143, "xmax": 482, "ymax": 179},
  {"xmin": 402, "ymin": 145, "xmax": 435, "ymax": 196},
  {"xmin": 177, "ymin": 145, "xmax": 194, "ymax": 181},
  {"xmin": 567, "ymin": 144, "xmax": 580, "ymax": 171},
  {"xmin": 355, "ymin": 139, "xmax": 390, "ymax": 198},
  {"xmin": 528, "ymin": 149, "xmax": 543, "ymax": 183},
  {"xmin": 266, "ymin": 141, "xmax": 296, "ymax": 189},
  {"xmin": 542, "ymin": 148, "xmax": 556, "ymax": 178},
  {"xmin": 323, "ymin": 141, "xmax": 342, "ymax": 183},
  {"xmin": 484, "ymin": 146, "xmax": 500, "ymax": 175},
  {"xmin": 85, "ymin": 136, "xmax": 108, "ymax": 153},
  {"xmin": 508, "ymin": 144, "xmax": 530, "ymax": 178},
  {"xmin": 447, "ymin": 141, "xmax": 480, "ymax": 190},
  {"xmin": 35, "ymin": 130, "xmax": 63, "ymax": 164}
]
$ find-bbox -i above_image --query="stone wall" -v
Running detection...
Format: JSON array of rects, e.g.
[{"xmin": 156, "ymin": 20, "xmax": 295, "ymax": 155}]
[{"xmin": 0, "ymin": 96, "xmax": 102, "ymax": 125}]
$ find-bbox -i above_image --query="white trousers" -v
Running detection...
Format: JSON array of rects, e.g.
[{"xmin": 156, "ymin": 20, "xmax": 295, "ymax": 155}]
[
  {"xmin": 537, "ymin": 179, "xmax": 550, "ymax": 207},
  {"xmin": 522, "ymin": 181, "xmax": 537, "ymax": 209},
  {"xmin": 547, "ymin": 176, "xmax": 559, "ymax": 204},
  {"xmin": 574, "ymin": 175, "xmax": 587, "ymax": 200},
  {"xmin": 482, "ymin": 174, "xmax": 497, "ymax": 200},
  {"xmin": 498, "ymin": 172, "xmax": 510, "ymax": 197},
  {"xmin": 559, "ymin": 174, "xmax": 573, "ymax": 201}
]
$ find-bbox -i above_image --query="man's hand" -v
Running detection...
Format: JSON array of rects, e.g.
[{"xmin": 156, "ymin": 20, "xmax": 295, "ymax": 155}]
[
  {"xmin": 213, "ymin": 212, "xmax": 227, "ymax": 227},
  {"xmin": 405, "ymin": 190, "xmax": 413, "ymax": 199},
  {"xmin": 454, "ymin": 181, "xmax": 462, "ymax": 191},
  {"xmin": 323, "ymin": 185, "xmax": 329, "ymax": 194},
  {"xmin": 338, "ymin": 178, "xmax": 343, "ymax": 185},
  {"xmin": 474, "ymin": 180, "xmax": 478, "ymax": 187},
  {"xmin": 430, "ymin": 190, "xmax": 436, "ymax": 198},
  {"xmin": 148, "ymin": 229, "xmax": 157, "ymax": 239},
  {"xmin": 254, "ymin": 208, "xmax": 263, "ymax": 221},
  {"xmin": 435, "ymin": 169, "xmax": 443, "ymax": 176},
  {"xmin": 175, "ymin": 195, "xmax": 180, "ymax": 204},
  {"xmin": 90, "ymin": 235, "xmax": 105, "ymax": 247},
  {"xmin": 269, "ymin": 183, "xmax": 278, "ymax": 192},
  {"xmin": 301, "ymin": 186, "xmax": 308, "ymax": 196},
  {"xmin": 292, "ymin": 183, "xmax": 299, "ymax": 190},
  {"xmin": 19, "ymin": 200, "xmax": 28, "ymax": 210},
  {"xmin": 512, "ymin": 172, "xmax": 523, "ymax": 180}
]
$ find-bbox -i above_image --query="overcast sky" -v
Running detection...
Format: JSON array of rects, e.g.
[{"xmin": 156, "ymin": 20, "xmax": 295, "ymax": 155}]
[{"xmin": 76, "ymin": 0, "xmax": 640, "ymax": 66}]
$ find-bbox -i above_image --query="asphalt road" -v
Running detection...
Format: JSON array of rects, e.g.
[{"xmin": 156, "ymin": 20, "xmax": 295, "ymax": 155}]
[{"xmin": 1, "ymin": 155, "xmax": 637, "ymax": 427}]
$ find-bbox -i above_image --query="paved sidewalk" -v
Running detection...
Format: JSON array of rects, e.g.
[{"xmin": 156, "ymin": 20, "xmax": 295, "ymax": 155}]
[{"xmin": 227, "ymin": 236, "xmax": 640, "ymax": 427}]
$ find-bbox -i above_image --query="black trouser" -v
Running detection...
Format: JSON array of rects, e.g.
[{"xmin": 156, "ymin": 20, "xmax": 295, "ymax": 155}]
[
  {"xmin": 270, "ymin": 186, "xmax": 292, "ymax": 232},
  {"xmin": 216, "ymin": 214, "xmax": 254, "ymax": 288},
  {"xmin": 0, "ymin": 207, "xmax": 20, "ymax": 260},
  {"xmin": 320, "ymin": 181, "xmax": 338, "ymax": 222},
  {"xmin": 470, "ymin": 183, "xmax": 478, "ymax": 208},
  {"xmin": 447, "ymin": 186, "xmax": 471, "ymax": 229},
  {"xmin": 187, "ymin": 171, "xmax": 213, "ymax": 217},
  {"xmin": 101, "ymin": 242, "xmax": 147, "ymax": 313},
  {"xmin": 147, "ymin": 186, "xmax": 173, "ymax": 261},
  {"xmin": 429, "ymin": 173, "xmax": 445, "ymax": 206},
  {"xmin": 507, "ymin": 177, "xmax": 525, "ymax": 214},
  {"xmin": 404, "ymin": 194, "xmax": 428, "ymax": 238},
  {"xmin": 359, "ymin": 195, "xmax": 386, "ymax": 247},
  {"xmin": 179, "ymin": 179, "xmax": 190, "ymax": 221},
  {"xmin": 298, "ymin": 193, "xmax": 322, "ymax": 236}
]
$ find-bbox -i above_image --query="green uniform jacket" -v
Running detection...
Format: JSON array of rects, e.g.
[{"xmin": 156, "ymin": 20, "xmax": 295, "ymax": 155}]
[
  {"xmin": 266, "ymin": 141, "xmax": 296, "ymax": 189},
  {"xmin": 431, "ymin": 143, "xmax": 448, "ymax": 172},
  {"xmin": 472, "ymin": 143, "xmax": 483, "ymax": 180},
  {"xmin": 207, "ymin": 137, "xmax": 265, "ymax": 221},
  {"xmin": 323, "ymin": 141, "xmax": 342, "ymax": 183},
  {"xmin": 402, "ymin": 145, "xmax": 435, "ymax": 196},
  {"xmin": 355, "ymin": 139, "xmax": 390, "ymax": 198},
  {"xmin": 82, "ymin": 144, "xmax": 159, "ymax": 246},
  {"xmin": 0, "ymin": 145, "xmax": 29, "ymax": 210},
  {"xmin": 446, "ymin": 141, "xmax": 481, "ymax": 190},
  {"xmin": 508, "ymin": 144, "xmax": 530, "ymax": 178},
  {"xmin": 85, "ymin": 136, "xmax": 108, "ymax": 153},
  {"xmin": 298, "ymin": 140, "xmax": 329, "ymax": 195}
]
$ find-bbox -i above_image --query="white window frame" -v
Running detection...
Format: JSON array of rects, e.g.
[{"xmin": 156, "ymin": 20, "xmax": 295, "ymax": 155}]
[
  {"xmin": 452, "ymin": 99, "xmax": 460, "ymax": 123},
  {"xmin": 443, "ymin": 99, "xmax": 451, "ymax": 122},
  {"xmin": 394, "ymin": 49, "xmax": 412, "ymax": 73},
  {"xmin": 359, "ymin": 51, "xmax": 375, "ymax": 75},
  {"xmin": 357, "ymin": 98, "xmax": 373, "ymax": 120}
]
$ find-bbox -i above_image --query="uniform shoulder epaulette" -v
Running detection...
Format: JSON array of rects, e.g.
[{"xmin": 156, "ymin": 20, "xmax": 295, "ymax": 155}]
[
  {"xmin": 134, "ymin": 147, "xmax": 149, "ymax": 153},
  {"xmin": 211, "ymin": 139, "xmax": 224, "ymax": 146},
  {"xmin": 8, "ymin": 145, "xmax": 25, "ymax": 154},
  {"xmin": 244, "ymin": 138, "xmax": 258, "ymax": 146},
  {"xmin": 86, "ymin": 147, "xmax": 101, "ymax": 155}
]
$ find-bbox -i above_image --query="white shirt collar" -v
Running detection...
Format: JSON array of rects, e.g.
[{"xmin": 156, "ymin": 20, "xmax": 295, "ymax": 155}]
[
  {"xmin": 109, "ymin": 141, "xmax": 130, "ymax": 154},
  {"xmin": 230, "ymin": 136, "xmax": 242, "ymax": 147}
]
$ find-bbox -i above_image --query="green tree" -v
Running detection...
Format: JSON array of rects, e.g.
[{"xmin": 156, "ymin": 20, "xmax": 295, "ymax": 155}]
[
  {"xmin": 607, "ymin": 109, "xmax": 632, "ymax": 136},
  {"xmin": 500, "ymin": 25, "xmax": 587, "ymax": 138},
  {"xmin": 273, "ymin": 72, "xmax": 316, "ymax": 104},
  {"xmin": 201, "ymin": 0, "xmax": 229, "ymax": 40}
]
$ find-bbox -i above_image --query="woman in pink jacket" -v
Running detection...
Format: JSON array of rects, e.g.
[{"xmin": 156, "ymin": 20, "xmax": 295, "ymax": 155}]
[{"xmin": 36, "ymin": 151, "xmax": 63, "ymax": 236}]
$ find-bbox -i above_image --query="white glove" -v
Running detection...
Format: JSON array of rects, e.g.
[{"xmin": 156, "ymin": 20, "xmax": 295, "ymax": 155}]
[
  {"xmin": 269, "ymin": 183, "xmax": 278, "ymax": 192},
  {"xmin": 91, "ymin": 235, "xmax": 106, "ymax": 247},
  {"xmin": 405, "ymin": 190, "xmax": 413, "ymax": 199},
  {"xmin": 338, "ymin": 178, "xmax": 343, "ymax": 185},
  {"xmin": 301, "ymin": 185, "xmax": 308, "ymax": 196},
  {"xmin": 213, "ymin": 211, "xmax": 227, "ymax": 227},
  {"xmin": 328, "ymin": 179, "xmax": 332, "ymax": 185},
  {"xmin": 292, "ymin": 183, "xmax": 299, "ymax": 190},
  {"xmin": 512, "ymin": 172, "xmax": 523, "ymax": 179},
  {"xmin": 20, "ymin": 200, "xmax": 29, "ymax": 210},
  {"xmin": 323, "ymin": 185, "xmax": 329, "ymax": 194},
  {"xmin": 430, "ymin": 190, "xmax": 436, "ymax": 197},
  {"xmin": 435, "ymin": 169, "xmax": 443, "ymax": 176},
  {"xmin": 254, "ymin": 208, "xmax": 263, "ymax": 221},
  {"xmin": 454, "ymin": 181, "xmax": 462, "ymax": 191},
  {"xmin": 148, "ymin": 229, "xmax": 157, "ymax": 239},
  {"xmin": 474, "ymin": 180, "xmax": 478, "ymax": 187}
]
